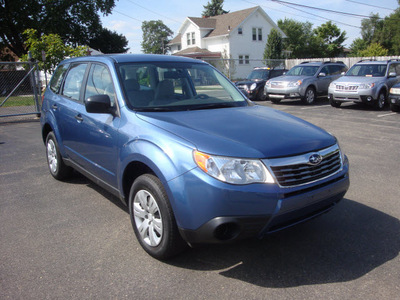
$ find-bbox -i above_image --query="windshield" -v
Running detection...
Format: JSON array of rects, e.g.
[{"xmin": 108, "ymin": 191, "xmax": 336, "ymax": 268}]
[
  {"xmin": 247, "ymin": 69, "xmax": 269, "ymax": 80},
  {"xmin": 118, "ymin": 62, "xmax": 247, "ymax": 111},
  {"xmin": 286, "ymin": 65, "xmax": 319, "ymax": 76},
  {"xmin": 346, "ymin": 64, "xmax": 387, "ymax": 77}
]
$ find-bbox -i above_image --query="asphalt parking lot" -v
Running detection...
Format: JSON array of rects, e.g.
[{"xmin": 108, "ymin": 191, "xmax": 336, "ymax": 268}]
[{"xmin": 1, "ymin": 99, "xmax": 399, "ymax": 299}]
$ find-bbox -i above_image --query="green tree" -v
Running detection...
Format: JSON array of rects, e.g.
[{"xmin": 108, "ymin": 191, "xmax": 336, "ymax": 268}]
[
  {"xmin": 263, "ymin": 28, "xmax": 283, "ymax": 67},
  {"xmin": 20, "ymin": 29, "xmax": 86, "ymax": 73},
  {"xmin": 349, "ymin": 38, "xmax": 368, "ymax": 56},
  {"xmin": 141, "ymin": 20, "xmax": 173, "ymax": 54},
  {"xmin": 0, "ymin": 0, "xmax": 127, "ymax": 59},
  {"xmin": 313, "ymin": 21, "xmax": 346, "ymax": 57},
  {"xmin": 277, "ymin": 18, "xmax": 316, "ymax": 58},
  {"xmin": 89, "ymin": 28, "xmax": 129, "ymax": 54},
  {"xmin": 202, "ymin": 0, "xmax": 228, "ymax": 17},
  {"xmin": 361, "ymin": 13, "xmax": 383, "ymax": 44},
  {"xmin": 358, "ymin": 43, "xmax": 389, "ymax": 57}
]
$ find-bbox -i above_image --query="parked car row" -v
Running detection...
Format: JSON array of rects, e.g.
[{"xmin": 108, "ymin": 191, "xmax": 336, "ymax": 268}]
[{"xmin": 250, "ymin": 59, "xmax": 400, "ymax": 112}]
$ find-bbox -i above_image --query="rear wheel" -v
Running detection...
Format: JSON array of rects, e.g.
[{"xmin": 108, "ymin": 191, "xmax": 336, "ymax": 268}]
[
  {"xmin": 129, "ymin": 174, "xmax": 187, "ymax": 260},
  {"xmin": 302, "ymin": 87, "xmax": 316, "ymax": 104},
  {"xmin": 374, "ymin": 92, "xmax": 386, "ymax": 110},
  {"xmin": 45, "ymin": 132, "xmax": 73, "ymax": 180}
]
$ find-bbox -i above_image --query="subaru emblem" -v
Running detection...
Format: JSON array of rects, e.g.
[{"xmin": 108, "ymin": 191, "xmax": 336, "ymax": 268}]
[{"xmin": 309, "ymin": 153, "xmax": 322, "ymax": 165}]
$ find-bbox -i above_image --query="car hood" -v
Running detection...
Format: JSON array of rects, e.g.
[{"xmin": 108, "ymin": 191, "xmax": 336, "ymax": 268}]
[
  {"xmin": 136, "ymin": 105, "xmax": 336, "ymax": 159},
  {"xmin": 333, "ymin": 76, "xmax": 383, "ymax": 84}
]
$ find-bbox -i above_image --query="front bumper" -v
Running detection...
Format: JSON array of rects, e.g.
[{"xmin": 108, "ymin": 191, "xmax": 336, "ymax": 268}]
[
  {"xmin": 328, "ymin": 87, "xmax": 379, "ymax": 103},
  {"xmin": 389, "ymin": 94, "xmax": 400, "ymax": 106},
  {"xmin": 171, "ymin": 159, "xmax": 349, "ymax": 244},
  {"xmin": 265, "ymin": 86, "xmax": 303, "ymax": 99}
]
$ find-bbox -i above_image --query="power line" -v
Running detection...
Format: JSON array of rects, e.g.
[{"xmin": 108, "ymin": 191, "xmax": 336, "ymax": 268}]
[
  {"xmin": 344, "ymin": 0, "xmax": 394, "ymax": 11},
  {"xmin": 269, "ymin": 0, "xmax": 385, "ymax": 19},
  {"xmin": 113, "ymin": 10, "xmax": 142, "ymax": 22},
  {"xmin": 125, "ymin": 0, "xmax": 182, "ymax": 24}
]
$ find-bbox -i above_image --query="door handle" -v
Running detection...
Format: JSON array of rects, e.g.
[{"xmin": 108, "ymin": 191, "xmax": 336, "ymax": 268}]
[
  {"xmin": 75, "ymin": 114, "xmax": 83, "ymax": 122},
  {"xmin": 51, "ymin": 104, "xmax": 58, "ymax": 110}
]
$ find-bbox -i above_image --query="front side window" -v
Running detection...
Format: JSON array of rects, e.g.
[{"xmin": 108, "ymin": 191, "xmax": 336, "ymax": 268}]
[
  {"xmin": 84, "ymin": 64, "xmax": 116, "ymax": 106},
  {"xmin": 388, "ymin": 63, "xmax": 400, "ymax": 75},
  {"xmin": 118, "ymin": 62, "xmax": 247, "ymax": 110},
  {"xmin": 62, "ymin": 63, "xmax": 88, "ymax": 101}
]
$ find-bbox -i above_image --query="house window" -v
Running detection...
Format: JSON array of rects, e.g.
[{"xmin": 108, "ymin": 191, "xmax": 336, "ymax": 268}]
[
  {"xmin": 238, "ymin": 27, "xmax": 243, "ymax": 35},
  {"xmin": 187, "ymin": 33, "xmax": 191, "ymax": 45},
  {"xmin": 238, "ymin": 55, "xmax": 249, "ymax": 65},
  {"xmin": 252, "ymin": 28, "xmax": 262, "ymax": 41},
  {"xmin": 192, "ymin": 32, "xmax": 195, "ymax": 45}
]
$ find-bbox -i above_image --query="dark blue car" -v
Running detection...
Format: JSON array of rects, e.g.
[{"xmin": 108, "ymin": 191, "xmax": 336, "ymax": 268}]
[{"xmin": 41, "ymin": 54, "xmax": 349, "ymax": 259}]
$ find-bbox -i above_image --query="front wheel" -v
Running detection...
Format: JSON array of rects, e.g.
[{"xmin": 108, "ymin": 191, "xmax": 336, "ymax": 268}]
[
  {"xmin": 302, "ymin": 87, "xmax": 316, "ymax": 104},
  {"xmin": 329, "ymin": 98, "xmax": 342, "ymax": 108},
  {"xmin": 129, "ymin": 174, "xmax": 187, "ymax": 260},
  {"xmin": 45, "ymin": 132, "xmax": 72, "ymax": 180}
]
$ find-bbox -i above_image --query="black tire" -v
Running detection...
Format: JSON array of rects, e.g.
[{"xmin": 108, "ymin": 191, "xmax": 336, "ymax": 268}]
[
  {"xmin": 390, "ymin": 103, "xmax": 400, "ymax": 112},
  {"xmin": 256, "ymin": 87, "xmax": 265, "ymax": 101},
  {"xmin": 129, "ymin": 174, "xmax": 187, "ymax": 260},
  {"xmin": 45, "ymin": 132, "xmax": 73, "ymax": 180},
  {"xmin": 302, "ymin": 87, "xmax": 316, "ymax": 104},
  {"xmin": 270, "ymin": 98, "xmax": 281, "ymax": 104},
  {"xmin": 374, "ymin": 91, "xmax": 386, "ymax": 110},
  {"xmin": 329, "ymin": 98, "xmax": 342, "ymax": 108}
]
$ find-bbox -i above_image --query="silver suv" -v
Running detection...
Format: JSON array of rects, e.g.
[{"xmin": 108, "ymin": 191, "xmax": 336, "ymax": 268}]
[
  {"xmin": 328, "ymin": 60, "xmax": 400, "ymax": 110},
  {"xmin": 264, "ymin": 61, "xmax": 347, "ymax": 105}
]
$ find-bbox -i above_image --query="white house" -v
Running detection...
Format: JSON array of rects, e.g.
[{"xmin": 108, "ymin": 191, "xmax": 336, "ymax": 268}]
[{"xmin": 169, "ymin": 6, "xmax": 286, "ymax": 78}]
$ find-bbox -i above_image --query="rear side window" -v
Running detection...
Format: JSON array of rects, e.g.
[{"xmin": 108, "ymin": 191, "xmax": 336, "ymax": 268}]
[
  {"xmin": 49, "ymin": 63, "xmax": 70, "ymax": 93},
  {"xmin": 61, "ymin": 63, "xmax": 88, "ymax": 101}
]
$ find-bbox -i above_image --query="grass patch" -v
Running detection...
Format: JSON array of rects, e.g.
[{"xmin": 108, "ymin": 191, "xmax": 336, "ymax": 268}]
[{"xmin": 1, "ymin": 95, "xmax": 36, "ymax": 107}]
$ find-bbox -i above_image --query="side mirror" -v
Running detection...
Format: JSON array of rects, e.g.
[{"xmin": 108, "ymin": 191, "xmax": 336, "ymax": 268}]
[
  {"xmin": 388, "ymin": 72, "xmax": 397, "ymax": 78},
  {"xmin": 85, "ymin": 94, "xmax": 114, "ymax": 115},
  {"xmin": 318, "ymin": 72, "xmax": 326, "ymax": 77},
  {"xmin": 341, "ymin": 72, "xmax": 346, "ymax": 75}
]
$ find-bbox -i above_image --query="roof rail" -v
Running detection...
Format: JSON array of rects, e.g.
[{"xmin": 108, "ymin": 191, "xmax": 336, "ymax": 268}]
[
  {"xmin": 388, "ymin": 59, "xmax": 400, "ymax": 63},
  {"xmin": 357, "ymin": 59, "xmax": 377, "ymax": 63}
]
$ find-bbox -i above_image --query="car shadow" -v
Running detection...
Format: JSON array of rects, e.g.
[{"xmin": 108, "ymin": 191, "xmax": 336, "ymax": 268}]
[
  {"xmin": 168, "ymin": 199, "xmax": 400, "ymax": 288},
  {"xmin": 257, "ymin": 97, "xmax": 330, "ymax": 107}
]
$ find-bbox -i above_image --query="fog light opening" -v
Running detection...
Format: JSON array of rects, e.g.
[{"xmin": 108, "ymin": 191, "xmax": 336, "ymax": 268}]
[
  {"xmin": 367, "ymin": 96, "xmax": 372, "ymax": 102},
  {"xmin": 214, "ymin": 223, "xmax": 240, "ymax": 241}
]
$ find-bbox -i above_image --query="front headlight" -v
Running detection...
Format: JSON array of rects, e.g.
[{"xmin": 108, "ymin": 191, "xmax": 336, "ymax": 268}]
[
  {"xmin": 390, "ymin": 87, "xmax": 400, "ymax": 95},
  {"xmin": 287, "ymin": 80, "xmax": 302, "ymax": 87},
  {"xmin": 359, "ymin": 83, "xmax": 375, "ymax": 89},
  {"xmin": 329, "ymin": 82, "xmax": 336, "ymax": 89},
  {"xmin": 250, "ymin": 83, "xmax": 257, "ymax": 90},
  {"xmin": 193, "ymin": 151, "xmax": 275, "ymax": 185}
]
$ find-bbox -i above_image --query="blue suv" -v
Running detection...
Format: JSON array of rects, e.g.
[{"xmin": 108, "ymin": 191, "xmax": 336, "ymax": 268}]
[{"xmin": 41, "ymin": 54, "xmax": 349, "ymax": 259}]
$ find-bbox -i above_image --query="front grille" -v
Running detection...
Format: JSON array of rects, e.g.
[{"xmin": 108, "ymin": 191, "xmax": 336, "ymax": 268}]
[
  {"xmin": 271, "ymin": 82, "xmax": 285, "ymax": 88},
  {"xmin": 270, "ymin": 150, "xmax": 342, "ymax": 187},
  {"xmin": 336, "ymin": 84, "xmax": 358, "ymax": 91}
]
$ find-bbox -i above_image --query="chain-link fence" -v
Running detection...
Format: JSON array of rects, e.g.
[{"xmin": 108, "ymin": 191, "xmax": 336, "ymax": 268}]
[
  {"xmin": 0, "ymin": 61, "xmax": 41, "ymax": 123},
  {"xmin": 203, "ymin": 58, "xmax": 285, "ymax": 81}
]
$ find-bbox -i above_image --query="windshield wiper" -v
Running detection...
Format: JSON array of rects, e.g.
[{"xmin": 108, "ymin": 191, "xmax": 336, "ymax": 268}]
[{"xmin": 187, "ymin": 103, "xmax": 239, "ymax": 111}]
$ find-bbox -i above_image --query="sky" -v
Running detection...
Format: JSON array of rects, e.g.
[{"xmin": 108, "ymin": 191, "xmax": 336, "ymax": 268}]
[{"xmin": 100, "ymin": 0, "xmax": 398, "ymax": 54}]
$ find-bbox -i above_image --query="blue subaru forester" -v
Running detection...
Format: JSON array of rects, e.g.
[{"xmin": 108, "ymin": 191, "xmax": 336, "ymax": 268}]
[{"xmin": 41, "ymin": 54, "xmax": 349, "ymax": 259}]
